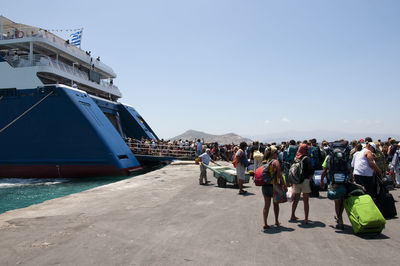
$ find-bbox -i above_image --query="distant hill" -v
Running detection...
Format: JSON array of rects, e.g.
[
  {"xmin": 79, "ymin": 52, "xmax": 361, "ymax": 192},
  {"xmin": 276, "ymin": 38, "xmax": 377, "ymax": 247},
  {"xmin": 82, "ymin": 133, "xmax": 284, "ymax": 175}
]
[{"xmin": 170, "ymin": 130, "xmax": 252, "ymax": 145}]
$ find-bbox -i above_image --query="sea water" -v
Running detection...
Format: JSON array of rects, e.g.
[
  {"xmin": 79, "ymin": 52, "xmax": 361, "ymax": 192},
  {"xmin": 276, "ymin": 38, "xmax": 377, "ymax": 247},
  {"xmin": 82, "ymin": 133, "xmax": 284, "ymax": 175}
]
[{"xmin": 0, "ymin": 168, "xmax": 158, "ymax": 214}]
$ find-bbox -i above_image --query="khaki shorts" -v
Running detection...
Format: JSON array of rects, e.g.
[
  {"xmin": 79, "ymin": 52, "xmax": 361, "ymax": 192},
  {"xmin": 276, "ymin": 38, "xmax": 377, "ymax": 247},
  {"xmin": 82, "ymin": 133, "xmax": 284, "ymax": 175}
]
[{"xmin": 293, "ymin": 178, "xmax": 311, "ymax": 194}]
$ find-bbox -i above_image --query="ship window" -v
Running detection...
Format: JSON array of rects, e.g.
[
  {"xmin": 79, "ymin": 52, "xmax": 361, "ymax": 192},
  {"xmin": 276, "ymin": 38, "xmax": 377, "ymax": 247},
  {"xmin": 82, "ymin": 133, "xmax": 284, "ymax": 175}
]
[
  {"xmin": 137, "ymin": 115, "xmax": 145, "ymax": 124},
  {"xmin": 89, "ymin": 70, "xmax": 101, "ymax": 84},
  {"xmin": 118, "ymin": 155, "xmax": 128, "ymax": 160},
  {"xmin": 0, "ymin": 88, "xmax": 17, "ymax": 97}
]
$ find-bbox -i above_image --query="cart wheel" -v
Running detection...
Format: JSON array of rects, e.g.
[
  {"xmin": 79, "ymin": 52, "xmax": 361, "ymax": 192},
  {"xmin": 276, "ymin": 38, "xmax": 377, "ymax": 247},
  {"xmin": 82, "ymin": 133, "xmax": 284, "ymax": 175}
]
[{"xmin": 217, "ymin": 177, "xmax": 227, "ymax": 188}]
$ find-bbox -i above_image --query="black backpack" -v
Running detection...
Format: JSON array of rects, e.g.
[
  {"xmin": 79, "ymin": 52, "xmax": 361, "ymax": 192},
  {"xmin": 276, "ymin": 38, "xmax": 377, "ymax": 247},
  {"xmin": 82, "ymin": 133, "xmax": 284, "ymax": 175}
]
[
  {"xmin": 310, "ymin": 146, "xmax": 322, "ymax": 170},
  {"xmin": 327, "ymin": 142, "xmax": 349, "ymax": 184}
]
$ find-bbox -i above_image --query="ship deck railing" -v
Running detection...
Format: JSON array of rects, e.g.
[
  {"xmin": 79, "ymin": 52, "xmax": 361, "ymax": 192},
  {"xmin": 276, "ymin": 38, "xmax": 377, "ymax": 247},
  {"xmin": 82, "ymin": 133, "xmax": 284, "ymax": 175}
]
[
  {"xmin": 126, "ymin": 140, "xmax": 197, "ymax": 160},
  {"xmin": 0, "ymin": 25, "xmax": 115, "ymax": 76},
  {"xmin": 3, "ymin": 54, "xmax": 120, "ymax": 95}
]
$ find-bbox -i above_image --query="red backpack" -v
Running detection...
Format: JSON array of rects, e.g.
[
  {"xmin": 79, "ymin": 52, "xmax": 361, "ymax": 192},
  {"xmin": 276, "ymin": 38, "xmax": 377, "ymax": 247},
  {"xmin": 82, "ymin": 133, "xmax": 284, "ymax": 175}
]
[{"xmin": 254, "ymin": 160, "xmax": 276, "ymax": 186}]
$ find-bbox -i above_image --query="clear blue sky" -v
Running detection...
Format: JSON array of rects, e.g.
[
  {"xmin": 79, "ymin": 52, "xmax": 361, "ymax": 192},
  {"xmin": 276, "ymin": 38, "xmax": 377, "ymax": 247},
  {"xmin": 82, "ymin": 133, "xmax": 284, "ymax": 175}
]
[{"xmin": 3, "ymin": 0, "xmax": 400, "ymax": 139}]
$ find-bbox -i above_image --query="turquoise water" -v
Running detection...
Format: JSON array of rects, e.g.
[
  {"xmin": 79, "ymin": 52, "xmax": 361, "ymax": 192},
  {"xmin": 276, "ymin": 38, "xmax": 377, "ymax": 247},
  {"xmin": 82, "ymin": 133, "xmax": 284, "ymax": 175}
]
[{"xmin": 0, "ymin": 169, "xmax": 155, "ymax": 214}]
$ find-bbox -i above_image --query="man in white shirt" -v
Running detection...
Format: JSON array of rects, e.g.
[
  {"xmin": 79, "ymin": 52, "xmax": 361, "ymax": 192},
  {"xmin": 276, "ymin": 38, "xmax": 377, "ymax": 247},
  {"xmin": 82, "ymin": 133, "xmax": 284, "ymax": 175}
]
[
  {"xmin": 352, "ymin": 142, "xmax": 381, "ymax": 198},
  {"xmin": 198, "ymin": 148, "xmax": 216, "ymax": 185}
]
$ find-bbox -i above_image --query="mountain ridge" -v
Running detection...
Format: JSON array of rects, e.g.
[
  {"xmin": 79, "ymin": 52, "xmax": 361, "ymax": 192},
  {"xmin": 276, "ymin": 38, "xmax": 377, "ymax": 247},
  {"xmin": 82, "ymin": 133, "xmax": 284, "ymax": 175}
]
[{"xmin": 169, "ymin": 130, "xmax": 252, "ymax": 144}]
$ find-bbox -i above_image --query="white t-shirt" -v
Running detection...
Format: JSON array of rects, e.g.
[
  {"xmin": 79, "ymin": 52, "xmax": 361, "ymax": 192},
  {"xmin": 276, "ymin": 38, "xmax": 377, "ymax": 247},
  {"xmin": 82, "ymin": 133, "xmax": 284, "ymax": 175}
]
[{"xmin": 352, "ymin": 149, "xmax": 374, "ymax": 177}]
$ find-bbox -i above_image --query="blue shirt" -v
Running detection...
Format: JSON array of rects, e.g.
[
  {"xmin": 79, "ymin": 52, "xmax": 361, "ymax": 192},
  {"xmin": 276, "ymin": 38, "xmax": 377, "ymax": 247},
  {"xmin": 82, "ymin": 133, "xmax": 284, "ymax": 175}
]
[
  {"xmin": 196, "ymin": 142, "xmax": 202, "ymax": 153},
  {"xmin": 200, "ymin": 153, "xmax": 212, "ymax": 165},
  {"xmin": 236, "ymin": 149, "xmax": 249, "ymax": 167}
]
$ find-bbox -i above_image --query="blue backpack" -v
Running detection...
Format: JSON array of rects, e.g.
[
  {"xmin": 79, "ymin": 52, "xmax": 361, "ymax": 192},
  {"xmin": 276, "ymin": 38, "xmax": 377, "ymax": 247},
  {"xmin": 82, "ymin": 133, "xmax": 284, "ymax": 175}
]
[
  {"xmin": 284, "ymin": 146, "xmax": 298, "ymax": 163},
  {"xmin": 310, "ymin": 146, "xmax": 322, "ymax": 170}
]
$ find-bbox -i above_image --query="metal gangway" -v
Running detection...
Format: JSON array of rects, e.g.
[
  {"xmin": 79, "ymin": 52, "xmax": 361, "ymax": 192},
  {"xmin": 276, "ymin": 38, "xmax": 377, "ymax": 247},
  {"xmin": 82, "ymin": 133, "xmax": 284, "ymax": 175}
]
[{"xmin": 126, "ymin": 139, "xmax": 197, "ymax": 161}]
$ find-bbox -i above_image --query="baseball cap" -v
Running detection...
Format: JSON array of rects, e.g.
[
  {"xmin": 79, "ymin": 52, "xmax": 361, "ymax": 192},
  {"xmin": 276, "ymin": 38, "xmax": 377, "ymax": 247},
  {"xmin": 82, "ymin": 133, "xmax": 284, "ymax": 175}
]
[{"xmin": 368, "ymin": 142, "xmax": 376, "ymax": 151}]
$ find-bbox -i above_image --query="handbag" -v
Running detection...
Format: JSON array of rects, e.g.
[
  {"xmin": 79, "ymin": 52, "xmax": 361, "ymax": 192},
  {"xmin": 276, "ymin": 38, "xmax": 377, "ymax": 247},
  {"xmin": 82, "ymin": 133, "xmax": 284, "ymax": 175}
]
[
  {"xmin": 286, "ymin": 186, "xmax": 294, "ymax": 202},
  {"xmin": 273, "ymin": 183, "xmax": 287, "ymax": 203}
]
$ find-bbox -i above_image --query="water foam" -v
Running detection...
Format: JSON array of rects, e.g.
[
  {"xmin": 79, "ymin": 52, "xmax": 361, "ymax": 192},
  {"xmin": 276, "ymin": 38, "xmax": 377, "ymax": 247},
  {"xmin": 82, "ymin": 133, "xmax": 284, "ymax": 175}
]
[{"xmin": 0, "ymin": 178, "xmax": 69, "ymax": 188}]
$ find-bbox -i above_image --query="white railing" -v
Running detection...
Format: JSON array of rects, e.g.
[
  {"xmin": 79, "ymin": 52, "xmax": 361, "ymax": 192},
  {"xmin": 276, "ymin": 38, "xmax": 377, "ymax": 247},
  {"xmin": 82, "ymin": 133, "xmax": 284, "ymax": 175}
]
[
  {"xmin": 3, "ymin": 54, "xmax": 120, "ymax": 96},
  {"xmin": 1, "ymin": 26, "xmax": 115, "ymax": 76},
  {"xmin": 126, "ymin": 139, "xmax": 197, "ymax": 159}
]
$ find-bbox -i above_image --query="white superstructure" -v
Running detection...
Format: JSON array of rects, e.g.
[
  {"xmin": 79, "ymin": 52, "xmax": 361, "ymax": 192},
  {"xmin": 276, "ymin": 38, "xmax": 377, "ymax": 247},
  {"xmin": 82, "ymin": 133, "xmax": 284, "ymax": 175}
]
[{"xmin": 0, "ymin": 16, "xmax": 122, "ymax": 100}]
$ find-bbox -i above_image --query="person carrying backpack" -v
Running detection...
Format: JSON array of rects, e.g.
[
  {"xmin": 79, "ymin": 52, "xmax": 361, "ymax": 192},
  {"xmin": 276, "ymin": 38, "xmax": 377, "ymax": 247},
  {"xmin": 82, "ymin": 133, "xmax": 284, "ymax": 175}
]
[
  {"xmin": 309, "ymin": 139, "xmax": 323, "ymax": 170},
  {"xmin": 320, "ymin": 141, "xmax": 350, "ymax": 229},
  {"xmin": 260, "ymin": 146, "xmax": 288, "ymax": 230},
  {"xmin": 283, "ymin": 140, "xmax": 298, "ymax": 179},
  {"xmin": 290, "ymin": 143, "xmax": 314, "ymax": 224}
]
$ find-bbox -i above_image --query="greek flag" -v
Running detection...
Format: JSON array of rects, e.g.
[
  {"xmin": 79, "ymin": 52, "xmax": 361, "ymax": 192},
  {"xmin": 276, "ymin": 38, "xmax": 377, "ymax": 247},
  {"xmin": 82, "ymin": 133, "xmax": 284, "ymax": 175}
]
[{"xmin": 70, "ymin": 29, "xmax": 82, "ymax": 47}]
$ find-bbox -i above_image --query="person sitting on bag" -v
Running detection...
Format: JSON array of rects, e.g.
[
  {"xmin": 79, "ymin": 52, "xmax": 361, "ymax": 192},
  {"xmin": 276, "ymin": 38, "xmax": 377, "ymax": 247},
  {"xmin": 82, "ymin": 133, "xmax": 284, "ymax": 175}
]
[
  {"xmin": 262, "ymin": 145, "xmax": 288, "ymax": 230},
  {"xmin": 290, "ymin": 143, "xmax": 314, "ymax": 224},
  {"xmin": 351, "ymin": 142, "xmax": 382, "ymax": 198}
]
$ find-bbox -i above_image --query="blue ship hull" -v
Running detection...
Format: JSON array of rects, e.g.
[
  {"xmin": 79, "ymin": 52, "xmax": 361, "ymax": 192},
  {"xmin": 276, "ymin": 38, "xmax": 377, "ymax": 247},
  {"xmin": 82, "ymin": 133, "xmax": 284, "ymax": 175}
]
[{"xmin": 0, "ymin": 86, "xmax": 159, "ymax": 178}]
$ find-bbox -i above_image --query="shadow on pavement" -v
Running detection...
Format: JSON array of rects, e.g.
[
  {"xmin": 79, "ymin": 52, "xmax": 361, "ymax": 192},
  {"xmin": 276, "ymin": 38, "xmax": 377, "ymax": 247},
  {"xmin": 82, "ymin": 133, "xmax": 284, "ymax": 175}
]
[
  {"xmin": 240, "ymin": 192, "xmax": 256, "ymax": 197},
  {"xmin": 297, "ymin": 220, "xmax": 326, "ymax": 228},
  {"xmin": 214, "ymin": 184, "xmax": 254, "ymax": 190},
  {"xmin": 330, "ymin": 225, "xmax": 390, "ymax": 239},
  {"xmin": 263, "ymin": 225, "xmax": 295, "ymax": 234}
]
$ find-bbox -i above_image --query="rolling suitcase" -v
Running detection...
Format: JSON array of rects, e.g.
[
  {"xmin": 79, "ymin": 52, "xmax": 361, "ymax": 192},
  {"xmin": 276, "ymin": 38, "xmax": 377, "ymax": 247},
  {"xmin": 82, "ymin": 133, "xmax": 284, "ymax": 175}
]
[
  {"xmin": 375, "ymin": 176, "xmax": 397, "ymax": 219},
  {"xmin": 344, "ymin": 195, "xmax": 386, "ymax": 234},
  {"xmin": 382, "ymin": 175, "xmax": 394, "ymax": 191},
  {"xmin": 375, "ymin": 191, "xmax": 397, "ymax": 219}
]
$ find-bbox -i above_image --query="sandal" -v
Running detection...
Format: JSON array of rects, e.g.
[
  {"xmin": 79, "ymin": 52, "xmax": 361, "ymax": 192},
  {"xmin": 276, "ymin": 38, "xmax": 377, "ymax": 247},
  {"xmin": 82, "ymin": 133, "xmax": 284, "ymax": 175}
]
[
  {"xmin": 239, "ymin": 190, "xmax": 248, "ymax": 195},
  {"xmin": 336, "ymin": 223, "xmax": 344, "ymax": 230},
  {"xmin": 263, "ymin": 225, "xmax": 270, "ymax": 230},
  {"xmin": 334, "ymin": 216, "xmax": 344, "ymax": 229}
]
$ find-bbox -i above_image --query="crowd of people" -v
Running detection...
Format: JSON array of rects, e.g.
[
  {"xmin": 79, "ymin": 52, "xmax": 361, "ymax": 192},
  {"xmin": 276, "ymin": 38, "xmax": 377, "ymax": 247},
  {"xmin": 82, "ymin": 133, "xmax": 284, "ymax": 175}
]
[
  {"xmin": 124, "ymin": 137, "xmax": 200, "ymax": 158},
  {"xmin": 196, "ymin": 137, "xmax": 400, "ymax": 230},
  {"xmin": 124, "ymin": 137, "xmax": 239, "ymax": 160}
]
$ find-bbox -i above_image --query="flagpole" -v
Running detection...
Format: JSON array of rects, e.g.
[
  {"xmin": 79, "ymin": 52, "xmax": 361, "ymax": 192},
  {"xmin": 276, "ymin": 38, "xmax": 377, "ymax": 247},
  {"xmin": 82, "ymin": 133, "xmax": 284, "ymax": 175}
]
[
  {"xmin": 0, "ymin": 15, "xmax": 3, "ymax": 40},
  {"xmin": 79, "ymin": 28, "xmax": 83, "ymax": 48}
]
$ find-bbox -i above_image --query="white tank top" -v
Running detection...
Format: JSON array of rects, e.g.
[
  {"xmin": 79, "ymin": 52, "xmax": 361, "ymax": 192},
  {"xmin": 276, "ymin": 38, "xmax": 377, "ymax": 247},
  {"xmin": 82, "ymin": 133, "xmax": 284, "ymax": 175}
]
[{"xmin": 353, "ymin": 149, "xmax": 374, "ymax": 176}]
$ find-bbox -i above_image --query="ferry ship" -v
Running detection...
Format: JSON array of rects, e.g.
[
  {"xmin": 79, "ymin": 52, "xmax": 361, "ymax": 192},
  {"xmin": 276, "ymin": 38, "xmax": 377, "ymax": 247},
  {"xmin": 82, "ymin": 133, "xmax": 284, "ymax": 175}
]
[{"xmin": 0, "ymin": 16, "xmax": 161, "ymax": 178}]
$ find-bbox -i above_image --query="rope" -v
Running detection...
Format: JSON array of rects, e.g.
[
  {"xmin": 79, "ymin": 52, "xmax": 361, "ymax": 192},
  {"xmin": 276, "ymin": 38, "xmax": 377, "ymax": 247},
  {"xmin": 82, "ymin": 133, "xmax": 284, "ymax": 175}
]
[{"xmin": 0, "ymin": 90, "xmax": 54, "ymax": 134}]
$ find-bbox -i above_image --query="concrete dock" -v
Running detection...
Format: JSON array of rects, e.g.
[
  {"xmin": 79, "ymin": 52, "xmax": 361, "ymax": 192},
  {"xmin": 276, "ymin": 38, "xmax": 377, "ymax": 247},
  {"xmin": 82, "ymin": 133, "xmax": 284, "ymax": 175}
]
[{"xmin": 1, "ymin": 162, "xmax": 399, "ymax": 266}]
